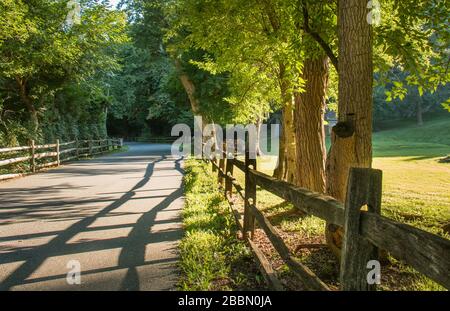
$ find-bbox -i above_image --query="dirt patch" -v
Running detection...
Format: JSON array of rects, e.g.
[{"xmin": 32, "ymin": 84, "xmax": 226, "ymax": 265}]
[
  {"xmin": 244, "ymin": 202, "xmax": 444, "ymax": 291},
  {"xmin": 251, "ymin": 226, "xmax": 340, "ymax": 291}
]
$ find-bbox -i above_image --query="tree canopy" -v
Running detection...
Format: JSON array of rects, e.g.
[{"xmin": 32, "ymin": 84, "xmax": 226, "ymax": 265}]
[
  {"xmin": 0, "ymin": 0, "xmax": 127, "ymax": 144},
  {"xmin": 1, "ymin": 0, "xmax": 448, "ymax": 150}
]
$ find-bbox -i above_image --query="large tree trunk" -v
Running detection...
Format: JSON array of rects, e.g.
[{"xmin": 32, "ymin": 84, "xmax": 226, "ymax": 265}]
[
  {"xmin": 175, "ymin": 60, "xmax": 202, "ymax": 116},
  {"xmin": 283, "ymin": 102, "xmax": 297, "ymax": 183},
  {"xmin": 273, "ymin": 63, "xmax": 296, "ymax": 183},
  {"xmin": 273, "ymin": 120, "xmax": 286, "ymax": 179},
  {"xmin": 274, "ymin": 106, "xmax": 296, "ymax": 183},
  {"xmin": 294, "ymin": 56, "xmax": 328, "ymax": 193},
  {"xmin": 325, "ymin": 0, "xmax": 373, "ymax": 257},
  {"xmin": 175, "ymin": 59, "xmax": 213, "ymax": 157}
]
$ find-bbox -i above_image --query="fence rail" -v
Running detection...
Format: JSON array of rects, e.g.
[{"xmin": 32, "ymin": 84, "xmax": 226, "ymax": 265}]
[
  {"xmin": 126, "ymin": 136, "xmax": 177, "ymax": 143},
  {"xmin": 0, "ymin": 138, "xmax": 123, "ymax": 181},
  {"xmin": 203, "ymin": 142, "xmax": 450, "ymax": 291}
]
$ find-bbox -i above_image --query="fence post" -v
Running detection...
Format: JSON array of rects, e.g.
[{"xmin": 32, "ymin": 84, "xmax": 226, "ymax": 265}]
[
  {"xmin": 56, "ymin": 139, "xmax": 60, "ymax": 166},
  {"xmin": 75, "ymin": 139, "xmax": 79, "ymax": 159},
  {"xmin": 244, "ymin": 134, "xmax": 257, "ymax": 240},
  {"xmin": 340, "ymin": 167, "xmax": 382, "ymax": 291},
  {"xmin": 218, "ymin": 144, "xmax": 225, "ymax": 187},
  {"xmin": 30, "ymin": 140, "xmax": 36, "ymax": 173},
  {"xmin": 89, "ymin": 140, "xmax": 93, "ymax": 156},
  {"xmin": 119, "ymin": 138, "xmax": 124, "ymax": 148},
  {"xmin": 212, "ymin": 156, "xmax": 217, "ymax": 173},
  {"xmin": 224, "ymin": 152, "xmax": 234, "ymax": 198}
]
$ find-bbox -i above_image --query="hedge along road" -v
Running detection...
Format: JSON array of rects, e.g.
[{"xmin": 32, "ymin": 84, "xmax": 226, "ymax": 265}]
[{"xmin": 0, "ymin": 143, "xmax": 184, "ymax": 291}]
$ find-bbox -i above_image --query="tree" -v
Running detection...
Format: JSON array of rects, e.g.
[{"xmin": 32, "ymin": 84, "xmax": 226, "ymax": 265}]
[
  {"xmin": 324, "ymin": 0, "xmax": 373, "ymax": 255},
  {"xmin": 165, "ymin": 0, "xmax": 306, "ymax": 179},
  {"xmin": 292, "ymin": 0, "xmax": 338, "ymax": 192},
  {"xmin": 294, "ymin": 55, "xmax": 329, "ymax": 193},
  {"xmin": 326, "ymin": 0, "xmax": 373, "ymax": 202},
  {"xmin": 0, "ymin": 0, "xmax": 127, "ymax": 137}
]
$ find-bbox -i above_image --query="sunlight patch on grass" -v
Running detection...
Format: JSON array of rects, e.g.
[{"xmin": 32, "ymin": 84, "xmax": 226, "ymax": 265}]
[
  {"xmin": 280, "ymin": 216, "xmax": 326, "ymax": 238},
  {"xmin": 179, "ymin": 159, "xmax": 265, "ymax": 291},
  {"xmin": 199, "ymin": 117, "xmax": 449, "ymax": 290}
]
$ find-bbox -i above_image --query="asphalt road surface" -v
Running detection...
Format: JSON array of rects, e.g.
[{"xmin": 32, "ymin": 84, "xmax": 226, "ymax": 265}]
[{"xmin": 0, "ymin": 143, "xmax": 184, "ymax": 291}]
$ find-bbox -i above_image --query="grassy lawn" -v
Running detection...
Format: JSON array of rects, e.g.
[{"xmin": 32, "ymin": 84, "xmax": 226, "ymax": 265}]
[
  {"xmin": 372, "ymin": 116, "xmax": 450, "ymax": 237},
  {"xmin": 227, "ymin": 115, "xmax": 450, "ymax": 290},
  {"xmin": 179, "ymin": 159, "xmax": 268, "ymax": 291}
]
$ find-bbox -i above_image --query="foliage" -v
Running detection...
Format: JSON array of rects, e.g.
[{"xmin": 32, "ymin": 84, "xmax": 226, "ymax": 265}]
[
  {"xmin": 0, "ymin": 0, "xmax": 128, "ymax": 145},
  {"xmin": 164, "ymin": 0, "xmax": 449, "ymax": 126},
  {"xmin": 107, "ymin": 0, "xmax": 199, "ymax": 137},
  {"xmin": 375, "ymin": 0, "xmax": 450, "ymax": 101},
  {"xmin": 374, "ymin": 70, "xmax": 450, "ymax": 127},
  {"xmin": 108, "ymin": 43, "xmax": 194, "ymax": 137},
  {"xmin": 164, "ymin": 0, "xmax": 304, "ymax": 123}
]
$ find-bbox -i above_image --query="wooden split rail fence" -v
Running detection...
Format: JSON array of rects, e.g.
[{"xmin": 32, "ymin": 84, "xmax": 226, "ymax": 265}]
[
  {"xmin": 203, "ymin": 142, "xmax": 450, "ymax": 291},
  {"xmin": 0, "ymin": 138, "xmax": 123, "ymax": 181}
]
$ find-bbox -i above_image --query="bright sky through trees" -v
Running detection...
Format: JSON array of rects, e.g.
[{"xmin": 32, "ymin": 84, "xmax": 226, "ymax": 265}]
[{"xmin": 110, "ymin": 0, "xmax": 121, "ymax": 9}]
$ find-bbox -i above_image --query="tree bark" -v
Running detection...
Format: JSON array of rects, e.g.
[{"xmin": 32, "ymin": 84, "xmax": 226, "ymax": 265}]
[
  {"xmin": 325, "ymin": 0, "xmax": 373, "ymax": 257},
  {"xmin": 255, "ymin": 117, "xmax": 262, "ymax": 156},
  {"xmin": 274, "ymin": 65, "xmax": 297, "ymax": 184},
  {"xmin": 175, "ymin": 59, "xmax": 202, "ymax": 116},
  {"xmin": 175, "ymin": 59, "xmax": 216, "ymax": 156},
  {"xmin": 273, "ymin": 119, "xmax": 286, "ymax": 179},
  {"xmin": 283, "ymin": 101, "xmax": 297, "ymax": 183},
  {"xmin": 274, "ymin": 105, "xmax": 296, "ymax": 183},
  {"xmin": 294, "ymin": 56, "xmax": 328, "ymax": 193}
]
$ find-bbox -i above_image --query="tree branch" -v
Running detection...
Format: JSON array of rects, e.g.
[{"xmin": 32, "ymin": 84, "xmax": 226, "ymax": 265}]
[{"xmin": 301, "ymin": 1, "xmax": 339, "ymax": 72}]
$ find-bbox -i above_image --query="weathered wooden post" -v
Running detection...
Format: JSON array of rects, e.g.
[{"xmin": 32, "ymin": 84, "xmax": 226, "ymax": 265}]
[
  {"xmin": 89, "ymin": 140, "xmax": 93, "ymax": 156},
  {"xmin": 212, "ymin": 155, "xmax": 217, "ymax": 173},
  {"xmin": 340, "ymin": 167, "xmax": 382, "ymax": 291},
  {"xmin": 244, "ymin": 134, "xmax": 257, "ymax": 240},
  {"xmin": 75, "ymin": 139, "xmax": 79, "ymax": 159},
  {"xmin": 224, "ymin": 143, "xmax": 235, "ymax": 198},
  {"xmin": 30, "ymin": 140, "xmax": 36, "ymax": 173},
  {"xmin": 218, "ymin": 144, "xmax": 225, "ymax": 187},
  {"xmin": 56, "ymin": 139, "xmax": 60, "ymax": 166}
]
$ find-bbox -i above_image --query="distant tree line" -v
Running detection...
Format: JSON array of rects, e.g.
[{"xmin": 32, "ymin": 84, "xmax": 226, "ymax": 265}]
[{"xmin": 0, "ymin": 0, "xmax": 127, "ymax": 146}]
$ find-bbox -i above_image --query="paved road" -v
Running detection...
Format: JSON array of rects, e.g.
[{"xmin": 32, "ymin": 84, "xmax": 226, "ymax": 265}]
[{"xmin": 0, "ymin": 143, "xmax": 184, "ymax": 291}]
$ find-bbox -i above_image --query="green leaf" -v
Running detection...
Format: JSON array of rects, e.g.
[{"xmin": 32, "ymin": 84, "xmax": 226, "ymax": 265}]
[
  {"xmin": 442, "ymin": 98, "xmax": 450, "ymax": 113},
  {"xmin": 418, "ymin": 86, "xmax": 424, "ymax": 97}
]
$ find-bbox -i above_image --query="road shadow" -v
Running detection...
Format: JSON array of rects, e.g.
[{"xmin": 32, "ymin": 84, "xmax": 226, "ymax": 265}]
[{"xmin": 0, "ymin": 145, "xmax": 184, "ymax": 291}]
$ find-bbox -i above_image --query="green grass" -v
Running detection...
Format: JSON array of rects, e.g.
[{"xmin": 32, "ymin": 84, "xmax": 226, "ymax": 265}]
[
  {"xmin": 372, "ymin": 116, "xmax": 450, "ymax": 238},
  {"xmin": 373, "ymin": 116, "xmax": 450, "ymax": 158},
  {"xmin": 179, "ymin": 159, "xmax": 267, "ymax": 291},
  {"xmin": 233, "ymin": 115, "xmax": 450, "ymax": 290},
  {"xmin": 259, "ymin": 116, "xmax": 450, "ymax": 237}
]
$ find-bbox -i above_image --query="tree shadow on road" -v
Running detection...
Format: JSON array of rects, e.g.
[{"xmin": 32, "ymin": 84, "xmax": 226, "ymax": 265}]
[{"xmin": 0, "ymin": 154, "xmax": 184, "ymax": 291}]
